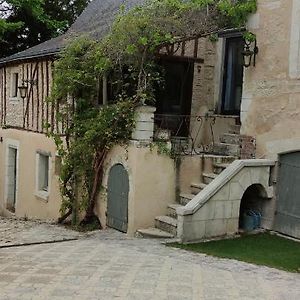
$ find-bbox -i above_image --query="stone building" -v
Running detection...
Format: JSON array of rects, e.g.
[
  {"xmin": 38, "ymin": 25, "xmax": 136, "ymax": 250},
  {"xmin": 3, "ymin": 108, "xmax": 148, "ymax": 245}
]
[{"xmin": 0, "ymin": 0, "xmax": 299, "ymax": 242}]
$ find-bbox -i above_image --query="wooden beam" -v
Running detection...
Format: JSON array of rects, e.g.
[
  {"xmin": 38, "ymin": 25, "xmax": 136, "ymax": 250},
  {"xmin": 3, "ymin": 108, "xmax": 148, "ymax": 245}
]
[
  {"xmin": 41, "ymin": 61, "xmax": 44, "ymax": 132},
  {"xmin": 194, "ymin": 38, "xmax": 199, "ymax": 58},
  {"xmin": 181, "ymin": 41, "xmax": 186, "ymax": 57},
  {"xmin": 45, "ymin": 60, "xmax": 49, "ymax": 130},
  {"xmin": 36, "ymin": 62, "xmax": 40, "ymax": 132},
  {"xmin": 157, "ymin": 54, "xmax": 204, "ymax": 64},
  {"xmin": 4, "ymin": 67, "xmax": 6, "ymax": 125}
]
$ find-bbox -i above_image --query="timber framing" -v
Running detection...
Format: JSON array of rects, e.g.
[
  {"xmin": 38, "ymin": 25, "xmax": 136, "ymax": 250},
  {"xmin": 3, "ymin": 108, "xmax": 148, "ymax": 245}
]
[{"xmin": 0, "ymin": 58, "xmax": 58, "ymax": 134}]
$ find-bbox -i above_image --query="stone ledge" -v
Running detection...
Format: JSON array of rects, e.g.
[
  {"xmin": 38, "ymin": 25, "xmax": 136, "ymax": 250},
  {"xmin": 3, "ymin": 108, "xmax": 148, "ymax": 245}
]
[{"xmin": 177, "ymin": 159, "xmax": 276, "ymax": 216}]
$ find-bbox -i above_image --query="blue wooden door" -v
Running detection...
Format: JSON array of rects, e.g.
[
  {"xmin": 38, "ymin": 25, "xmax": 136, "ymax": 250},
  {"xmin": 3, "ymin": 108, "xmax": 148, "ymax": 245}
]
[{"xmin": 107, "ymin": 164, "xmax": 129, "ymax": 233}]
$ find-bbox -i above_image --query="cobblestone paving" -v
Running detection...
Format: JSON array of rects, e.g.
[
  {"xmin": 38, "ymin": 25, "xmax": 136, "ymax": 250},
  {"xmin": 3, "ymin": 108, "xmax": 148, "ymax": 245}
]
[
  {"xmin": 0, "ymin": 217, "xmax": 83, "ymax": 247},
  {"xmin": 0, "ymin": 229, "xmax": 299, "ymax": 300}
]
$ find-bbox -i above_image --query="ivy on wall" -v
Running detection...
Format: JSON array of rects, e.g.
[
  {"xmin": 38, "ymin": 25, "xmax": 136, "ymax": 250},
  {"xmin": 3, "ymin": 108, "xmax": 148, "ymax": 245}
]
[{"xmin": 49, "ymin": 0, "xmax": 257, "ymax": 226}]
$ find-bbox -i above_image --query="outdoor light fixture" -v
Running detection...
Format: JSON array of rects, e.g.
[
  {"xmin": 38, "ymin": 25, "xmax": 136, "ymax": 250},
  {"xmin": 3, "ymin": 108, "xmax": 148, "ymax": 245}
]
[
  {"xmin": 23, "ymin": 79, "xmax": 37, "ymax": 85},
  {"xmin": 242, "ymin": 39, "xmax": 259, "ymax": 68},
  {"xmin": 18, "ymin": 83, "xmax": 28, "ymax": 99}
]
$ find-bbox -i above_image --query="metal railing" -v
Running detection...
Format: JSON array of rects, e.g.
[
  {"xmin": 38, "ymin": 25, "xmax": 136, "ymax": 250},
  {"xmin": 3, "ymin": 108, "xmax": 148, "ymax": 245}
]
[{"xmin": 153, "ymin": 114, "xmax": 217, "ymax": 155}]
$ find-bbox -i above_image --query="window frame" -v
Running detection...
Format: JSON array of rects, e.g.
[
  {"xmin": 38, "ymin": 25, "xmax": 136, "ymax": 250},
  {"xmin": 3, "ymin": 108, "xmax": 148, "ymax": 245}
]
[
  {"xmin": 4, "ymin": 139, "xmax": 20, "ymax": 213},
  {"xmin": 9, "ymin": 68, "xmax": 20, "ymax": 101},
  {"xmin": 220, "ymin": 35, "xmax": 245, "ymax": 115},
  {"xmin": 35, "ymin": 150, "xmax": 52, "ymax": 201},
  {"xmin": 216, "ymin": 30, "xmax": 245, "ymax": 116}
]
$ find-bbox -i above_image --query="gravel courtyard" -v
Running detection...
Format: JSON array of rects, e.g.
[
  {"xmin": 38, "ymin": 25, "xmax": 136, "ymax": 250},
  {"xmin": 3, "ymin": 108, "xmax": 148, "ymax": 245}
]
[
  {"xmin": 0, "ymin": 217, "xmax": 83, "ymax": 247},
  {"xmin": 0, "ymin": 218, "xmax": 299, "ymax": 300}
]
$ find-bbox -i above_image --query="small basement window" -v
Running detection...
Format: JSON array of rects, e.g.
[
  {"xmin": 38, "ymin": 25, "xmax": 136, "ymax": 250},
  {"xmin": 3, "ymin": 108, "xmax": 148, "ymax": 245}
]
[
  {"xmin": 10, "ymin": 72, "xmax": 19, "ymax": 98},
  {"xmin": 36, "ymin": 152, "xmax": 51, "ymax": 199}
]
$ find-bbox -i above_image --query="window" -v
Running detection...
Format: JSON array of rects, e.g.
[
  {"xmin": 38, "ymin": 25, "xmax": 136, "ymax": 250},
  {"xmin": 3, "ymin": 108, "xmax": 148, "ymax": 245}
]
[
  {"xmin": 221, "ymin": 36, "xmax": 244, "ymax": 115},
  {"xmin": 10, "ymin": 72, "xmax": 19, "ymax": 98},
  {"xmin": 289, "ymin": 0, "xmax": 300, "ymax": 79},
  {"xmin": 36, "ymin": 152, "xmax": 51, "ymax": 199},
  {"xmin": 5, "ymin": 139, "xmax": 19, "ymax": 213}
]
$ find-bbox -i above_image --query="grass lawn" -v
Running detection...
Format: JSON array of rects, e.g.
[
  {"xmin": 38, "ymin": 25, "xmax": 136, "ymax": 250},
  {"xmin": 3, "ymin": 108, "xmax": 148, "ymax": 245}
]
[{"xmin": 168, "ymin": 233, "xmax": 300, "ymax": 273}]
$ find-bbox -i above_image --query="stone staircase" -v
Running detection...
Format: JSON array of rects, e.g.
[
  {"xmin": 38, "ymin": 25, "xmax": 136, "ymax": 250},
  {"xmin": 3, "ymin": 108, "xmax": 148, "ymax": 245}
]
[
  {"xmin": 212, "ymin": 124, "xmax": 242, "ymax": 157},
  {"xmin": 137, "ymin": 124, "xmax": 245, "ymax": 239}
]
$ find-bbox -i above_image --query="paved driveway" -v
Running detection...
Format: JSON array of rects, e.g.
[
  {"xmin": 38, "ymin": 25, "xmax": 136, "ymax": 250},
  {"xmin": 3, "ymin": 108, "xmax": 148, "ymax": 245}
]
[{"xmin": 0, "ymin": 229, "xmax": 299, "ymax": 300}]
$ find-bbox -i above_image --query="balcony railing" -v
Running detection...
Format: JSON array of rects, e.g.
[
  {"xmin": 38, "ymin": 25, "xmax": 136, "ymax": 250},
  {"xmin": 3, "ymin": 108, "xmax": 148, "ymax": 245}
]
[{"xmin": 153, "ymin": 113, "xmax": 240, "ymax": 155}]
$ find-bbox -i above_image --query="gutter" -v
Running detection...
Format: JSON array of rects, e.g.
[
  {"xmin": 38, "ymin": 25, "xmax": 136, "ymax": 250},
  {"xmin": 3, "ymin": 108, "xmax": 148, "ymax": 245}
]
[{"xmin": 0, "ymin": 49, "xmax": 61, "ymax": 67}]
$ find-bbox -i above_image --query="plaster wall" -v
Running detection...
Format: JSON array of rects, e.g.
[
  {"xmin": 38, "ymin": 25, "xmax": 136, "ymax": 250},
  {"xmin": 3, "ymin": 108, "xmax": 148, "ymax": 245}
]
[
  {"xmin": 0, "ymin": 128, "xmax": 61, "ymax": 220},
  {"xmin": 178, "ymin": 156, "xmax": 204, "ymax": 195},
  {"xmin": 95, "ymin": 143, "xmax": 176, "ymax": 236},
  {"xmin": 0, "ymin": 129, "xmax": 176, "ymax": 234},
  {"xmin": 241, "ymin": 0, "xmax": 300, "ymax": 159}
]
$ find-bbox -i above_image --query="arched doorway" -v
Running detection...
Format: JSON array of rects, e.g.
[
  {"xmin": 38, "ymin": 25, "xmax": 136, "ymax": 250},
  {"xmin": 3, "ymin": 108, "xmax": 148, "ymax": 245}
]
[
  {"xmin": 239, "ymin": 184, "xmax": 268, "ymax": 231},
  {"xmin": 107, "ymin": 164, "xmax": 129, "ymax": 233}
]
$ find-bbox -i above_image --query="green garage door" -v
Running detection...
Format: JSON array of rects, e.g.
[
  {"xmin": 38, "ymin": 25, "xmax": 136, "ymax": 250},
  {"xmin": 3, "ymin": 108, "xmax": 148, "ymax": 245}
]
[{"xmin": 274, "ymin": 152, "xmax": 300, "ymax": 238}]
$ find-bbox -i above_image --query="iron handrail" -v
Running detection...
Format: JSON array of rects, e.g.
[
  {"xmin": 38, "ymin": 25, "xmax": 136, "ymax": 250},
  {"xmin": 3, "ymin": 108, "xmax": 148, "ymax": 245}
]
[{"xmin": 153, "ymin": 113, "xmax": 217, "ymax": 155}]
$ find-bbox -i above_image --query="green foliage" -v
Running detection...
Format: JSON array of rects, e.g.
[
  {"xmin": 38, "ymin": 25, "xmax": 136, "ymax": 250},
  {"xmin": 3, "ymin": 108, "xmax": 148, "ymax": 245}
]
[
  {"xmin": 0, "ymin": 0, "xmax": 90, "ymax": 58},
  {"xmin": 209, "ymin": 33, "xmax": 219, "ymax": 43},
  {"xmin": 52, "ymin": 37, "xmax": 98, "ymax": 102},
  {"xmin": 243, "ymin": 31, "xmax": 256, "ymax": 42},
  {"xmin": 49, "ymin": 98, "xmax": 135, "ymax": 220},
  {"xmin": 50, "ymin": 0, "xmax": 257, "ymax": 224},
  {"xmin": 217, "ymin": 0, "xmax": 257, "ymax": 27},
  {"xmin": 150, "ymin": 141, "xmax": 174, "ymax": 158},
  {"xmin": 0, "ymin": 18, "xmax": 22, "ymax": 38}
]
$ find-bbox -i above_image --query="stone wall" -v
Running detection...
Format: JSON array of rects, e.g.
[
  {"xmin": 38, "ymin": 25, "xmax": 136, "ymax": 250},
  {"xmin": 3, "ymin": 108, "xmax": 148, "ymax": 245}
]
[
  {"xmin": 190, "ymin": 38, "xmax": 217, "ymax": 116},
  {"xmin": 177, "ymin": 159, "xmax": 275, "ymax": 243},
  {"xmin": 241, "ymin": 0, "xmax": 300, "ymax": 159}
]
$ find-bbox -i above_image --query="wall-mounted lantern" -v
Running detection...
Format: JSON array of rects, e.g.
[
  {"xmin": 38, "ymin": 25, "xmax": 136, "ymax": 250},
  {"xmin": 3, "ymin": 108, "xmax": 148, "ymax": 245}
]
[
  {"xmin": 18, "ymin": 83, "xmax": 28, "ymax": 99},
  {"xmin": 23, "ymin": 79, "xmax": 37, "ymax": 85},
  {"xmin": 242, "ymin": 39, "xmax": 259, "ymax": 68}
]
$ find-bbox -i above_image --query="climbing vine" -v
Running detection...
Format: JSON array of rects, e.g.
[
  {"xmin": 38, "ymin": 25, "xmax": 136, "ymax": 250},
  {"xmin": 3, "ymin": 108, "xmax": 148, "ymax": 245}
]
[{"xmin": 49, "ymin": 0, "xmax": 257, "ymax": 226}]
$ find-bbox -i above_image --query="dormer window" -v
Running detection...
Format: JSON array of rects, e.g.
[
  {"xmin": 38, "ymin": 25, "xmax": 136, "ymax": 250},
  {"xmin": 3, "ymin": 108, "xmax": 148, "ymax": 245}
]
[{"xmin": 10, "ymin": 72, "xmax": 19, "ymax": 99}]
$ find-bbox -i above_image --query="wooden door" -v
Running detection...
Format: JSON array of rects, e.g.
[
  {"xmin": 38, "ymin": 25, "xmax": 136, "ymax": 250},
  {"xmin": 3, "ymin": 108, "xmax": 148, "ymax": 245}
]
[{"xmin": 107, "ymin": 164, "xmax": 129, "ymax": 233}]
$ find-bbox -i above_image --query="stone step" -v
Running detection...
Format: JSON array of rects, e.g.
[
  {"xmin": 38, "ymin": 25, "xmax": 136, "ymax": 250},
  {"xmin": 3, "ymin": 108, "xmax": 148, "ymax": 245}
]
[
  {"xmin": 137, "ymin": 227, "xmax": 174, "ymax": 239},
  {"xmin": 210, "ymin": 155, "xmax": 236, "ymax": 165},
  {"xmin": 213, "ymin": 162, "xmax": 230, "ymax": 175},
  {"xmin": 213, "ymin": 143, "xmax": 240, "ymax": 157},
  {"xmin": 191, "ymin": 182, "xmax": 207, "ymax": 195},
  {"xmin": 220, "ymin": 133, "xmax": 241, "ymax": 145},
  {"xmin": 179, "ymin": 193, "xmax": 194, "ymax": 205},
  {"xmin": 155, "ymin": 216, "xmax": 177, "ymax": 235},
  {"xmin": 167, "ymin": 204, "xmax": 184, "ymax": 218},
  {"xmin": 229, "ymin": 124, "xmax": 241, "ymax": 134},
  {"xmin": 202, "ymin": 172, "xmax": 218, "ymax": 184}
]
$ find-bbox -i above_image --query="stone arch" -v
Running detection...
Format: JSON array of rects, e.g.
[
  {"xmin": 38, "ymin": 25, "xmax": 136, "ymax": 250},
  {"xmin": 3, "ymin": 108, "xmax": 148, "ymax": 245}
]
[
  {"xmin": 95, "ymin": 146, "xmax": 134, "ymax": 231},
  {"xmin": 238, "ymin": 184, "xmax": 269, "ymax": 231},
  {"xmin": 228, "ymin": 166, "xmax": 272, "ymax": 232}
]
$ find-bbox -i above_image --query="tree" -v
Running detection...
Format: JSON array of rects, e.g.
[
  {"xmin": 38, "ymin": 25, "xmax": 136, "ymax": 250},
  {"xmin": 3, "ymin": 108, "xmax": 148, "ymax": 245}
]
[{"xmin": 0, "ymin": 0, "xmax": 90, "ymax": 58}]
